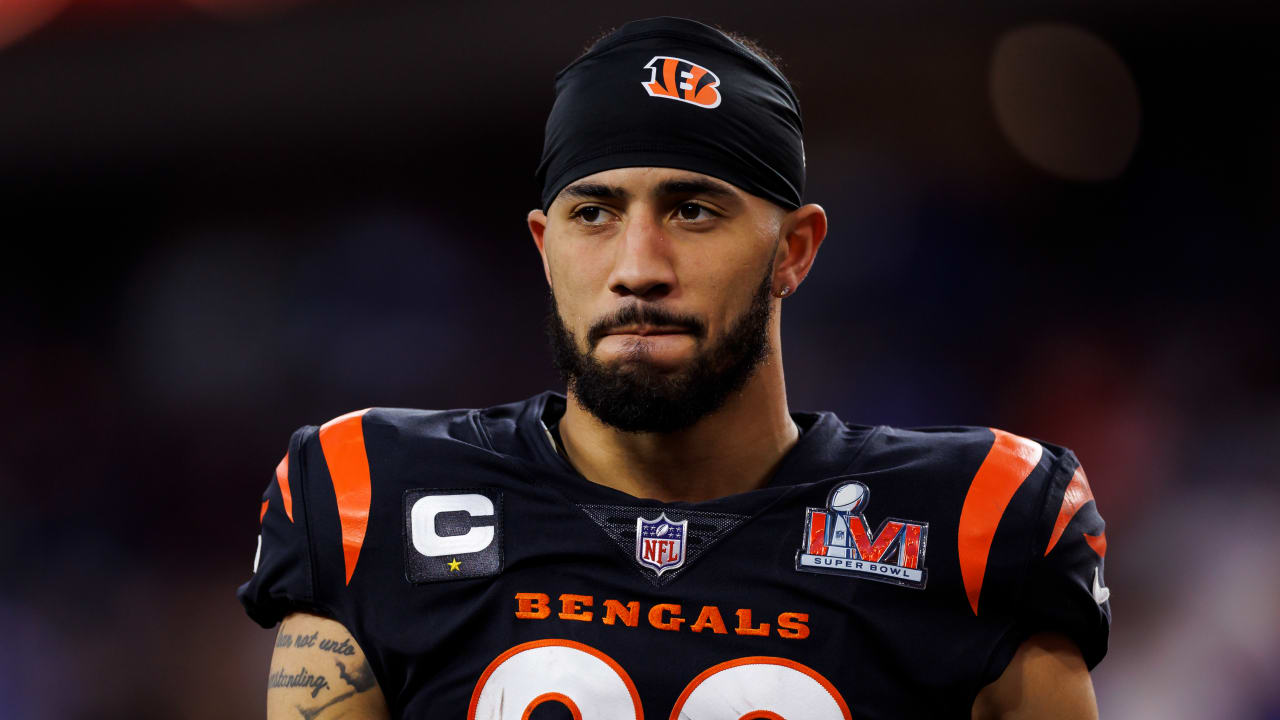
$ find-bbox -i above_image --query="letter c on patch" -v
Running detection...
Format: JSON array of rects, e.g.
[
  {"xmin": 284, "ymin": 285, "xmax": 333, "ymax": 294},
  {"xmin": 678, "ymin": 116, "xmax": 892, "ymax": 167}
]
[{"xmin": 411, "ymin": 493, "xmax": 495, "ymax": 556}]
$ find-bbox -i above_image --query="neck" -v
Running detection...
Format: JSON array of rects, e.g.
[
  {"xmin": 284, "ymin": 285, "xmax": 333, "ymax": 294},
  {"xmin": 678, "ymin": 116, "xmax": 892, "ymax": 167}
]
[{"xmin": 557, "ymin": 348, "xmax": 798, "ymax": 503}]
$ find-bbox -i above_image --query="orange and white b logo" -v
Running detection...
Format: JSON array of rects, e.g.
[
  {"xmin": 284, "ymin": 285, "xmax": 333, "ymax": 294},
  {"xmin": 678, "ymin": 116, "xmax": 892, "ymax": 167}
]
[{"xmin": 641, "ymin": 56, "xmax": 722, "ymax": 109}]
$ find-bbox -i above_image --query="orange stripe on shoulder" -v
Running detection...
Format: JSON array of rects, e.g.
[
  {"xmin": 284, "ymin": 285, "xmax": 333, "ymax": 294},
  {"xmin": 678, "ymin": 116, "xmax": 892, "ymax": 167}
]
[
  {"xmin": 957, "ymin": 428, "xmax": 1044, "ymax": 615},
  {"xmin": 275, "ymin": 452, "xmax": 294, "ymax": 523},
  {"xmin": 1084, "ymin": 532, "xmax": 1107, "ymax": 558},
  {"xmin": 319, "ymin": 409, "xmax": 373, "ymax": 585},
  {"xmin": 1044, "ymin": 466, "xmax": 1094, "ymax": 556},
  {"xmin": 260, "ymin": 499, "xmax": 269, "ymax": 523}
]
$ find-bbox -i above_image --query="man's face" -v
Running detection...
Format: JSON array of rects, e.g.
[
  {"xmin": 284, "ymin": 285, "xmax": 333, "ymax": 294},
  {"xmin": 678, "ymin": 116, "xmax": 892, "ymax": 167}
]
[{"xmin": 534, "ymin": 167, "xmax": 786, "ymax": 433}]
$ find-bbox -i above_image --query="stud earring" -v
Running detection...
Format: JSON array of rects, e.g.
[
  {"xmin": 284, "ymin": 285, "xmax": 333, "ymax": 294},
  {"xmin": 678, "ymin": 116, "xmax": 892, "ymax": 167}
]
[{"xmin": 777, "ymin": 285, "xmax": 791, "ymax": 298}]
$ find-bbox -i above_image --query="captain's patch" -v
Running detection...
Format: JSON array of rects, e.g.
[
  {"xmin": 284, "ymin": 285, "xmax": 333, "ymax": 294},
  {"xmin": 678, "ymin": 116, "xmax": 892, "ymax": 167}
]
[{"xmin": 404, "ymin": 488, "xmax": 502, "ymax": 583}]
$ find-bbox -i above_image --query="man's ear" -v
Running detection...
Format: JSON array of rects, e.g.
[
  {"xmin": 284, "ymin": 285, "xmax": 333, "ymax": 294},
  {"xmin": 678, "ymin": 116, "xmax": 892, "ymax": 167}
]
[
  {"xmin": 527, "ymin": 208, "xmax": 552, "ymax": 287},
  {"xmin": 772, "ymin": 203, "xmax": 828, "ymax": 295}
]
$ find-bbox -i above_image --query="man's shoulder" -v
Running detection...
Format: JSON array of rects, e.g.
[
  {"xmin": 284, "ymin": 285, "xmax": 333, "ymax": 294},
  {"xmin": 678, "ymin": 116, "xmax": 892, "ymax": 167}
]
[
  {"xmin": 838, "ymin": 421, "xmax": 1081, "ymax": 527},
  {"xmin": 280, "ymin": 406, "xmax": 482, "ymax": 459},
  {"xmin": 835, "ymin": 421, "xmax": 1096, "ymax": 623},
  {"xmin": 361, "ymin": 405, "xmax": 487, "ymax": 446},
  {"xmin": 276, "ymin": 394, "xmax": 562, "ymax": 499},
  {"xmin": 288, "ymin": 392, "xmax": 556, "ymax": 456},
  {"xmin": 857, "ymin": 422, "xmax": 1076, "ymax": 475}
]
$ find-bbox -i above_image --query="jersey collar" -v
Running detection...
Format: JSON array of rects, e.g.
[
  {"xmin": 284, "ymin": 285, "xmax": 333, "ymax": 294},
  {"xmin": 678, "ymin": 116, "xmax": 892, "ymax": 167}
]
[{"xmin": 492, "ymin": 391, "xmax": 878, "ymax": 500}]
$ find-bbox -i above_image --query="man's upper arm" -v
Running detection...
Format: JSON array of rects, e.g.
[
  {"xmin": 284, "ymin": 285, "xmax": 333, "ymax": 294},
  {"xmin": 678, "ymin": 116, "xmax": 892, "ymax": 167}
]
[
  {"xmin": 971, "ymin": 632, "xmax": 1098, "ymax": 720},
  {"xmin": 267, "ymin": 612, "xmax": 390, "ymax": 720}
]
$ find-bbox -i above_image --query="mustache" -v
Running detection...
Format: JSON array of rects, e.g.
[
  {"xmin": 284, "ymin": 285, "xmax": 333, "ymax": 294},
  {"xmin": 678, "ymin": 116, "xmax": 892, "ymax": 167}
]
[{"xmin": 585, "ymin": 304, "xmax": 708, "ymax": 348}]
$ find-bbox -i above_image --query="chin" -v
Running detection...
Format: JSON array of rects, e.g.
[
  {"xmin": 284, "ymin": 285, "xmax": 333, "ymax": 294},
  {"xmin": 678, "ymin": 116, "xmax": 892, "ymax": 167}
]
[{"xmin": 597, "ymin": 350, "xmax": 692, "ymax": 375}]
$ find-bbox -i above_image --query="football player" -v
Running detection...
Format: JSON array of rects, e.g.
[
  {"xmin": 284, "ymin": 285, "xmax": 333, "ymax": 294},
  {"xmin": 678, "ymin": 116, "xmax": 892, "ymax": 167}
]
[{"xmin": 241, "ymin": 16, "xmax": 1110, "ymax": 719}]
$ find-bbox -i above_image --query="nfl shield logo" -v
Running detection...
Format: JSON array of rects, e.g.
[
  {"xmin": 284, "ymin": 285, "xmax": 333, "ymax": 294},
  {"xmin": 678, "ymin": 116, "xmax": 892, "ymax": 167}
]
[{"xmin": 635, "ymin": 513, "xmax": 687, "ymax": 576}]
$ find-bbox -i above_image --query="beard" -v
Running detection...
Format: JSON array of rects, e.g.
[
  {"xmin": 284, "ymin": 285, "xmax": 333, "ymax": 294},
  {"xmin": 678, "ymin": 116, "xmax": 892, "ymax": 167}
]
[{"xmin": 545, "ymin": 264, "xmax": 775, "ymax": 434}]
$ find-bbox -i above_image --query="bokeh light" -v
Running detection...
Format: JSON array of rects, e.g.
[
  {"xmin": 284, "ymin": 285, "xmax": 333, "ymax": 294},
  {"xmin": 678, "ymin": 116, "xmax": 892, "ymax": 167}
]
[
  {"xmin": 991, "ymin": 23, "xmax": 1141, "ymax": 181},
  {"xmin": 0, "ymin": 0, "xmax": 68, "ymax": 51}
]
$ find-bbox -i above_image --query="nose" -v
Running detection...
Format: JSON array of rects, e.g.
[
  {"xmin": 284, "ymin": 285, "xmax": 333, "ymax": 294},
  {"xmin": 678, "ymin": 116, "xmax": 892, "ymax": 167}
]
[{"xmin": 606, "ymin": 211, "xmax": 676, "ymax": 301}]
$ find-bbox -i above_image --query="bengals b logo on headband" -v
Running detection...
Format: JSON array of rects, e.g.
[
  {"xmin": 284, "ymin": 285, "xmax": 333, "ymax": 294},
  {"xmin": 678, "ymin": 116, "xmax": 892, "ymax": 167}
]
[{"xmin": 641, "ymin": 56, "xmax": 722, "ymax": 109}]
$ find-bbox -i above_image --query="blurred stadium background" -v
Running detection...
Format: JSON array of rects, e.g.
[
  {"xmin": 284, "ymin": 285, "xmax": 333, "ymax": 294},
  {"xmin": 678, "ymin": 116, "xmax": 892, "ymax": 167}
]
[{"xmin": 1, "ymin": 0, "xmax": 1276, "ymax": 717}]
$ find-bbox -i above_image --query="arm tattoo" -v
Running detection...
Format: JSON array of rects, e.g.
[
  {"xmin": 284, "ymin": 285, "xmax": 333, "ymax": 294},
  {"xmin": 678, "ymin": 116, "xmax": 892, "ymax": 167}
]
[
  {"xmin": 292, "ymin": 659, "xmax": 377, "ymax": 720},
  {"xmin": 268, "ymin": 667, "xmax": 330, "ymax": 698},
  {"xmin": 297, "ymin": 692, "xmax": 353, "ymax": 720},
  {"xmin": 320, "ymin": 637, "xmax": 358, "ymax": 656},
  {"xmin": 275, "ymin": 632, "xmax": 357, "ymax": 656},
  {"xmin": 335, "ymin": 659, "xmax": 376, "ymax": 692}
]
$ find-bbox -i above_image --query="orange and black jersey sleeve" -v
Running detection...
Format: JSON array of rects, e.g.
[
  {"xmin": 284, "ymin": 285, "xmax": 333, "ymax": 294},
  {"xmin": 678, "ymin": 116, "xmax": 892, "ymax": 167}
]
[
  {"xmin": 239, "ymin": 423, "xmax": 324, "ymax": 628},
  {"xmin": 239, "ymin": 408, "xmax": 388, "ymax": 629},
  {"xmin": 847, "ymin": 424, "xmax": 1111, "ymax": 695},
  {"xmin": 933, "ymin": 428, "xmax": 1110, "ymax": 681},
  {"xmin": 1024, "ymin": 452, "xmax": 1110, "ymax": 668},
  {"xmin": 239, "ymin": 406, "xmax": 483, "ymax": 630}
]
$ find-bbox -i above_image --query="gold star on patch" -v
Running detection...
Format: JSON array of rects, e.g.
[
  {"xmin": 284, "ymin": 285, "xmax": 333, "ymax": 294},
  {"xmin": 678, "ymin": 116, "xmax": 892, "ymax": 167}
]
[{"xmin": 447, "ymin": 558, "xmax": 461, "ymax": 572}]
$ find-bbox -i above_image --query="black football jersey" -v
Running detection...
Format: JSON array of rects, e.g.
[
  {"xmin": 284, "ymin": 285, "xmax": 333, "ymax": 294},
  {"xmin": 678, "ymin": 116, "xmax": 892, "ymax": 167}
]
[{"xmin": 239, "ymin": 391, "xmax": 1110, "ymax": 719}]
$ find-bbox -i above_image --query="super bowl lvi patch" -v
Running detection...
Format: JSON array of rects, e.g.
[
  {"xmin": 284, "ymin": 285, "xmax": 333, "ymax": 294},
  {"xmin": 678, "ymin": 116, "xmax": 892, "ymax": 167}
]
[{"xmin": 795, "ymin": 481, "xmax": 929, "ymax": 589}]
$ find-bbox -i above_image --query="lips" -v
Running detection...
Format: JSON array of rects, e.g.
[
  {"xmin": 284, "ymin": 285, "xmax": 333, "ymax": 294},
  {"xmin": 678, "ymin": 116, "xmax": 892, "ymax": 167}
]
[
  {"xmin": 585, "ymin": 311, "xmax": 707, "ymax": 348},
  {"xmin": 605, "ymin": 326, "xmax": 690, "ymax": 336}
]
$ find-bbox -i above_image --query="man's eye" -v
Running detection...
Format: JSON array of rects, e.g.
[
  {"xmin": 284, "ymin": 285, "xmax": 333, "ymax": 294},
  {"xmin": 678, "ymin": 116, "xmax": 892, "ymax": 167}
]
[
  {"xmin": 676, "ymin": 203, "xmax": 714, "ymax": 221},
  {"xmin": 571, "ymin": 206, "xmax": 609, "ymax": 224}
]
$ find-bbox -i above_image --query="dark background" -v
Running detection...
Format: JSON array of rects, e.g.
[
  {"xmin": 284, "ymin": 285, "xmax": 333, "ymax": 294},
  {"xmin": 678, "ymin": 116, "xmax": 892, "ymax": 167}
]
[{"xmin": 2, "ymin": 1, "xmax": 1277, "ymax": 718}]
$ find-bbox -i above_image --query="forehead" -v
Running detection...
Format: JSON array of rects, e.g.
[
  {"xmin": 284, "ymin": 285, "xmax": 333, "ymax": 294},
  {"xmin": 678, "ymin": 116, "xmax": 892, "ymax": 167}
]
[{"xmin": 554, "ymin": 167, "xmax": 751, "ymax": 206}]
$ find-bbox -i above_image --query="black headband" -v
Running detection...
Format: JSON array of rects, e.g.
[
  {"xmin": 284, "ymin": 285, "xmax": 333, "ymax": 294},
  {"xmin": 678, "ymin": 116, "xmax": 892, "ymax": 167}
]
[{"xmin": 535, "ymin": 17, "xmax": 806, "ymax": 213}]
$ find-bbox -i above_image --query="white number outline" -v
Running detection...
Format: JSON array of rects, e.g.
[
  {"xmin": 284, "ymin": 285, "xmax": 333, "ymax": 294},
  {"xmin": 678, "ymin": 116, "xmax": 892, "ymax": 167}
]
[
  {"xmin": 467, "ymin": 639, "xmax": 642, "ymax": 720},
  {"xmin": 468, "ymin": 639, "xmax": 852, "ymax": 720}
]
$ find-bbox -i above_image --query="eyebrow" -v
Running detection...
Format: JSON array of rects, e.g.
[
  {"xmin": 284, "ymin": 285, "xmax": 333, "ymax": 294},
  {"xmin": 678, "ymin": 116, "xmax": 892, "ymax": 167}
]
[
  {"xmin": 559, "ymin": 182, "xmax": 627, "ymax": 201},
  {"xmin": 653, "ymin": 178, "xmax": 736, "ymax": 199},
  {"xmin": 558, "ymin": 176, "xmax": 740, "ymax": 204}
]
